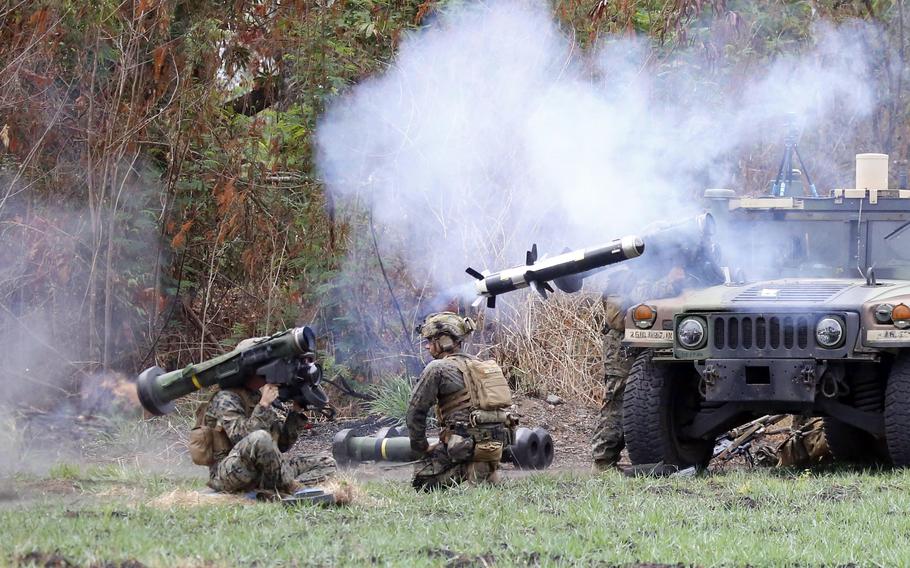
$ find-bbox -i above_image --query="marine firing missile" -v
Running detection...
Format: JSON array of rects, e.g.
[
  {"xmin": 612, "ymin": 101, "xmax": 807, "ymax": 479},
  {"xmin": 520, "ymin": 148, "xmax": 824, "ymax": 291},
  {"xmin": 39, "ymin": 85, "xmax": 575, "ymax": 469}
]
[
  {"xmin": 466, "ymin": 235, "xmax": 644, "ymax": 308},
  {"xmin": 136, "ymin": 327, "xmax": 323, "ymax": 416}
]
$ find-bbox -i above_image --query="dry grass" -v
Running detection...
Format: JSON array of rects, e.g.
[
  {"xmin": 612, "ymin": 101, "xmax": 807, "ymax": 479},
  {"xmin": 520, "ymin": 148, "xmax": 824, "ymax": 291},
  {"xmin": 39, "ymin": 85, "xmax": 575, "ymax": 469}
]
[
  {"xmin": 147, "ymin": 489, "xmax": 251, "ymax": 509},
  {"xmin": 481, "ymin": 291, "xmax": 607, "ymax": 406},
  {"xmin": 324, "ymin": 475, "xmax": 362, "ymax": 506}
]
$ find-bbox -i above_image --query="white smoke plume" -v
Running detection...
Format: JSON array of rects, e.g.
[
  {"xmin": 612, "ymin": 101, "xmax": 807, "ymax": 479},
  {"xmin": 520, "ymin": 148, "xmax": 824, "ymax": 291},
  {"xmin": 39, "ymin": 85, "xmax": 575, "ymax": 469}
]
[{"xmin": 317, "ymin": 1, "xmax": 880, "ymax": 300}]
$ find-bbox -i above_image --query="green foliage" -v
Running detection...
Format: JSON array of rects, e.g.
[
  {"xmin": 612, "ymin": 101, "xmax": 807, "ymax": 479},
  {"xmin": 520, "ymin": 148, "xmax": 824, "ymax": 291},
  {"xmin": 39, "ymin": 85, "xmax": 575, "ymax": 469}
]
[
  {"xmin": 367, "ymin": 374, "xmax": 414, "ymax": 424},
  {"xmin": 319, "ymin": 353, "xmax": 353, "ymax": 383},
  {"xmin": 47, "ymin": 463, "xmax": 80, "ymax": 481}
]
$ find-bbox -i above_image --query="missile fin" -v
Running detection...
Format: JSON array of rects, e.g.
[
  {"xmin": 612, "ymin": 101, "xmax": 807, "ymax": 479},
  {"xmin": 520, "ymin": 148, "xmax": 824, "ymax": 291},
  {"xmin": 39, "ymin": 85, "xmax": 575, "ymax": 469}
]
[
  {"xmin": 526, "ymin": 243, "xmax": 538, "ymax": 265},
  {"xmin": 465, "ymin": 267, "xmax": 484, "ymax": 280},
  {"xmin": 487, "ymin": 296, "xmax": 496, "ymax": 309},
  {"xmin": 529, "ymin": 280, "xmax": 548, "ymax": 300},
  {"xmin": 542, "ymin": 281, "xmax": 554, "ymax": 293}
]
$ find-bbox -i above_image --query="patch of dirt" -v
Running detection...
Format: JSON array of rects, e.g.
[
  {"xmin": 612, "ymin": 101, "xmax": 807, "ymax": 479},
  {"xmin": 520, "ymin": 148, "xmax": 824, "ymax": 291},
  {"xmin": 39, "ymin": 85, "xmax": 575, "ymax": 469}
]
[
  {"xmin": 293, "ymin": 413, "xmax": 398, "ymax": 459},
  {"xmin": 0, "ymin": 484, "xmax": 19, "ymax": 502},
  {"xmin": 446, "ymin": 553, "xmax": 496, "ymax": 567},
  {"xmin": 512, "ymin": 394, "xmax": 601, "ymax": 470},
  {"xmin": 818, "ymin": 484, "xmax": 861, "ymax": 502},
  {"xmin": 16, "ymin": 551, "xmax": 146, "ymax": 568},
  {"xmin": 62, "ymin": 510, "xmax": 128, "ymax": 519},
  {"xmin": 22, "ymin": 479, "xmax": 80, "ymax": 495},
  {"xmin": 17, "ymin": 551, "xmax": 76, "ymax": 568},
  {"xmin": 723, "ymin": 495, "xmax": 761, "ymax": 510}
]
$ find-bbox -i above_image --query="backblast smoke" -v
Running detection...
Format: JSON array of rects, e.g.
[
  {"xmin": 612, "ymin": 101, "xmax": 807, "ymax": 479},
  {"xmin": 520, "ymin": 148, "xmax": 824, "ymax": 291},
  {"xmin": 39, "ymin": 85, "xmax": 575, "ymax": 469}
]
[{"xmin": 317, "ymin": 2, "xmax": 881, "ymax": 308}]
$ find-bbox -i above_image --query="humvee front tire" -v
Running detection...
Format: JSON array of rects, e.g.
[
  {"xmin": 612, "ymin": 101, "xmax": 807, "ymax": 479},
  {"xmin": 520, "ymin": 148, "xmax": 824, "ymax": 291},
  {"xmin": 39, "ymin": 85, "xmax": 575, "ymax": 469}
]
[
  {"xmin": 885, "ymin": 354, "xmax": 910, "ymax": 466},
  {"xmin": 623, "ymin": 351, "xmax": 713, "ymax": 468}
]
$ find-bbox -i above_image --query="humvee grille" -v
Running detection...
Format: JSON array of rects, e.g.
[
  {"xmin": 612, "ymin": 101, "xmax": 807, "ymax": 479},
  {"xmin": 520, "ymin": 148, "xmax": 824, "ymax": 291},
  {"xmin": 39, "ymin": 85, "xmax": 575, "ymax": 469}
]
[
  {"xmin": 711, "ymin": 314, "xmax": 812, "ymax": 354},
  {"xmin": 732, "ymin": 282, "xmax": 851, "ymax": 303}
]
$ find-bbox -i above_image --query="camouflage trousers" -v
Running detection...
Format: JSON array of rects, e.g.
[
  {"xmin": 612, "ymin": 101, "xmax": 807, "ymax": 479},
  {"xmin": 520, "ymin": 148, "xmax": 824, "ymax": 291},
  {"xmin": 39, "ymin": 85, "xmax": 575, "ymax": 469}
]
[
  {"xmin": 412, "ymin": 431, "xmax": 502, "ymax": 491},
  {"xmin": 592, "ymin": 329, "xmax": 638, "ymax": 466},
  {"xmin": 208, "ymin": 430, "xmax": 336, "ymax": 493}
]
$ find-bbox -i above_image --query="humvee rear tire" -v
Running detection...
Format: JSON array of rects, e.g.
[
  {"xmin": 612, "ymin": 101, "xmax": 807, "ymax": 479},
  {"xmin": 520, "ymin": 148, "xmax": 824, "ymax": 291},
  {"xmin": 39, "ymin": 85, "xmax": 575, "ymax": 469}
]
[
  {"xmin": 884, "ymin": 354, "xmax": 910, "ymax": 466},
  {"xmin": 623, "ymin": 351, "xmax": 713, "ymax": 468}
]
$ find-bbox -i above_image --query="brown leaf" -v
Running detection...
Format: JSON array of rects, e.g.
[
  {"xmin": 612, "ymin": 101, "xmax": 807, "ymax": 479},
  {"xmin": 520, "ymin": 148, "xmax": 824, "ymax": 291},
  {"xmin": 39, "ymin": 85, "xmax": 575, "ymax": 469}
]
[
  {"xmin": 136, "ymin": 0, "xmax": 149, "ymax": 18},
  {"xmin": 28, "ymin": 8, "xmax": 49, "ymax": 34},
  {"xmin": 171, "ymin": 220, "xmax": 193, "ymax": 249},
  {"xmin": 214, "ymin": 177, "xmax": 238, "ymax": 216},
  {"xmin": 415, "ymin": 1, "xmax": 436, "ymax": 25},
  {"xmin": 153, "ymin": 45, "xmax": 168, "ymax": 83}
]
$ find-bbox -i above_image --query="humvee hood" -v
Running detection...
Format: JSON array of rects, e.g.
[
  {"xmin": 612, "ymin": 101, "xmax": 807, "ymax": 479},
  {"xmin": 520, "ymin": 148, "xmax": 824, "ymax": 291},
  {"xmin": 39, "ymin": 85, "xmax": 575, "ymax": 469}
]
[{"xmin": 673, "ymin": 278, "xmax": 910, "ymax": 311}]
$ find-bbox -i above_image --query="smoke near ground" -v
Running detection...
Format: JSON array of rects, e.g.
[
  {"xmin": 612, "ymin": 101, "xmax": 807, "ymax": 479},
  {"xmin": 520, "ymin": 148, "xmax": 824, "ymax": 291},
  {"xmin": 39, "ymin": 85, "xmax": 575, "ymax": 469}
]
[
  {"xmin": 0, "ymin": 170, "xmax": 175, "ymax": 475},
  {"xmin": 317, "ymin": 1, "xmax": 881, "ymax": 298}
]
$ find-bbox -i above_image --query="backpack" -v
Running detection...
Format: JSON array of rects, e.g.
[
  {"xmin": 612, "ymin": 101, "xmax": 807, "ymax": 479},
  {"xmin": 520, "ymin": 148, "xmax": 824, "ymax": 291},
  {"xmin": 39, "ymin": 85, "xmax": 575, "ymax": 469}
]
[
  {"xmin": 188, "ymin": 401, "xmax": 215, "ymax": 466},
  {"xmin": 453, "ymin": 356, "xmax": 513, "ymax": 410}
]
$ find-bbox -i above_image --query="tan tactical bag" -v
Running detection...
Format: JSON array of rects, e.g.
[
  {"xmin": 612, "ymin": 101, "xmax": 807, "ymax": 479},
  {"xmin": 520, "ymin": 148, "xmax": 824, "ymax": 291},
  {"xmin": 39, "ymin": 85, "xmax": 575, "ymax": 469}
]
[
  {"xmin": 455, "ymin": 357, "xmax": 513, "ymax": 410},
  {"xmin": 472, "ymin": 440, "xmax": 504, "ymax": 462},
  {"xmin": 777, "ymin": 418, "xmax": 830, "ymax": 467},
  {"xmin": 188, "ymin": 402, "xmax": 215, "ymax": 466}
]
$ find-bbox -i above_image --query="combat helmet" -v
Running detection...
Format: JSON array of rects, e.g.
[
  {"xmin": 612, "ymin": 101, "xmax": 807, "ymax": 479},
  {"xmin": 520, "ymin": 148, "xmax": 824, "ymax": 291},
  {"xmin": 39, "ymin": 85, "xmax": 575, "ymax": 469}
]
[{"xmin": 417, "ymin": 311, "xmax": 476, "ymax": 342}]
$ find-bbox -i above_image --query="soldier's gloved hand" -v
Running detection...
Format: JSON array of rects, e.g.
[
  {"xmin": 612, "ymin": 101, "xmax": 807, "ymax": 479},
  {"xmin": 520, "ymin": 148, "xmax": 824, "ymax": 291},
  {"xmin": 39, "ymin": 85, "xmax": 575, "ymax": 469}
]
[
  {"xmin": 411, "ymin": 438, "xmax": 430, "ymax": 454},
  {"xmin": 259, "ymin": 384, "xmax": 280, "ymax": 407}
]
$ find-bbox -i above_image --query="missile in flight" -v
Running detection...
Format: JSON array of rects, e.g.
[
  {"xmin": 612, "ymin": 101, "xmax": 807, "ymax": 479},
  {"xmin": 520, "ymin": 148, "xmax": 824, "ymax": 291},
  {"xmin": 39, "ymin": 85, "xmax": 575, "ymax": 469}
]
[{"xmin": 466, "ymin": 235, "xmax": 645, "ymax": 308}]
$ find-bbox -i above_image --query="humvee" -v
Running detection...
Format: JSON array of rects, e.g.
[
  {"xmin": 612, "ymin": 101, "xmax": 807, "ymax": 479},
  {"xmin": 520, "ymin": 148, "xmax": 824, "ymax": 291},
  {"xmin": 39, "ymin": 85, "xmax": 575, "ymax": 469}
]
[{"xmin": 622, "ymin": 154, "xmax": 910, "ymax": 467}]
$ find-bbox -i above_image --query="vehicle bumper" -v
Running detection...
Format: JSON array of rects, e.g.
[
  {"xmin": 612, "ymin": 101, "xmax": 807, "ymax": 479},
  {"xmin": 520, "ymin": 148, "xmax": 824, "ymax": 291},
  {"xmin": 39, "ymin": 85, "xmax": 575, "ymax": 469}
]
[{"xmin": 694, "ymin": 359, "xmax": 820, "ymax": 403}]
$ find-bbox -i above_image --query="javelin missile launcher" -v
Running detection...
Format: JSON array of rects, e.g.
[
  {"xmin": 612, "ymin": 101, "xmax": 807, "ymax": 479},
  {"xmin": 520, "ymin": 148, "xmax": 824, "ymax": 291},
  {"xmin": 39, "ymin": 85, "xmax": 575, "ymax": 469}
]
[
  {"xmin": 467, "ymin": 235, "xmax": 645, "ymax": 308},
  {"xmin": 137, "ymin": 327, "xmax": 330, "ymax": 416}
]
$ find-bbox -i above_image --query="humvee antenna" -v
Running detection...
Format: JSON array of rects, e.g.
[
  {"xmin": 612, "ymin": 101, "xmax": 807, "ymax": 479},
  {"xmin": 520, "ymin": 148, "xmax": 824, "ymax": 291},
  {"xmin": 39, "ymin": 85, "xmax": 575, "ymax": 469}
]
[
  {"xmin": 771, "ymin": 114, "xmax": 818, "ymax": 198},
  {"xmin": 856, "ymin": 198, "xmax": 865, "ymax": 279}
]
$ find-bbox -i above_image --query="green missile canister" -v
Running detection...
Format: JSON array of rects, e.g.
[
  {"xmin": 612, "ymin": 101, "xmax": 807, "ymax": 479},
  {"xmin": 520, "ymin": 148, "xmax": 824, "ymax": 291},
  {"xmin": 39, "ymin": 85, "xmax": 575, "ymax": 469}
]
[
  {"xmin": 137, "ymin": 327, "xmax": 316, "ymax": 415},
  {"xmin": 332, "ymin": 426, "xmax": 555, "ymax": 470}
]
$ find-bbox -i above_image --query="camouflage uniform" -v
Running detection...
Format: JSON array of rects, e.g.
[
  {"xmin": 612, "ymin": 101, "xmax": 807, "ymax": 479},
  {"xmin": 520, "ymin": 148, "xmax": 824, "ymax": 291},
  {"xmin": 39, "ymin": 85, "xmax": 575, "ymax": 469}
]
[
  {"xmin": 407, "ymin": 354, "xmax": 508, "ymax": 491},
  {"xmin": 592, "ymin": 273, "xmax": 683, "ymax": 468},
  {"xmin": 204, "ymin": 388, "xmax": 336, "ymax": 493}
]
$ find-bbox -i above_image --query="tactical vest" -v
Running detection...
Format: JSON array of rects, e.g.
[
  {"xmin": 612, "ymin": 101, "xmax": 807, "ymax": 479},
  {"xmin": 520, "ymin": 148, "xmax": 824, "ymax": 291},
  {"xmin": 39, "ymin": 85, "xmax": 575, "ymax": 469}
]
[
  {"xmin": 436, "ymin": 354, "xmax": 513, "ymax": 426},
  {"xmin": 188, "ymin": 388, "xmax": 257, "ymax": 466}
]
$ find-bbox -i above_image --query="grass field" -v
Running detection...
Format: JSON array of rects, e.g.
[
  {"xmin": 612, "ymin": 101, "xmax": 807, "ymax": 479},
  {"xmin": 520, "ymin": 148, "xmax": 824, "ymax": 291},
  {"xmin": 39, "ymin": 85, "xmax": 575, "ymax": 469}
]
[{"xmin": 2, "ymin": 464, "xmax": 909, "ymax": 567}]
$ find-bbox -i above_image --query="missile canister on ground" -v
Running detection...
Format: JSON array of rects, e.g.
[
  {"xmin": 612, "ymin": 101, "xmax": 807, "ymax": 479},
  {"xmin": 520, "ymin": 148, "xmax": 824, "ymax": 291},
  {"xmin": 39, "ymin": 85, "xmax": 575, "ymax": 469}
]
[
  {"xmin": 332, "ymin": 427, "xmax": 422, "ymax": 465},
  {"xmin": 137, "ymin": 327, "xmax": 315, "ymax": 415},
  {"xmin": 333, "ymin": 426, "xmax": 555, "ymax": 470}
]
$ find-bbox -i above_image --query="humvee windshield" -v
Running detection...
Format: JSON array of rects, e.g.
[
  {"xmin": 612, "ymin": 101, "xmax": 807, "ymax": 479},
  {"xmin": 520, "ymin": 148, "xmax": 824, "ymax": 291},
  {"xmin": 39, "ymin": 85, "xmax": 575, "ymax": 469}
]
[{"xmin": 728, "ymin": 215, "xmax": 910, "ymax": 281}]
